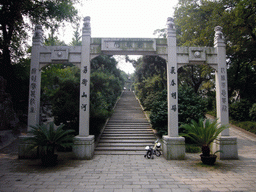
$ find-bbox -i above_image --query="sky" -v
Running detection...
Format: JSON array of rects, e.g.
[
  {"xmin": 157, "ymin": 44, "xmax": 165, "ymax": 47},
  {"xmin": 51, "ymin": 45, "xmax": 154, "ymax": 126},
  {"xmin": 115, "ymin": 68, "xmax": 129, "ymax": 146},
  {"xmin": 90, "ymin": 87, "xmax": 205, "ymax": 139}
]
[{"xmin": 60, "ymin": 0, "xmax": 179, "ymax": 74}]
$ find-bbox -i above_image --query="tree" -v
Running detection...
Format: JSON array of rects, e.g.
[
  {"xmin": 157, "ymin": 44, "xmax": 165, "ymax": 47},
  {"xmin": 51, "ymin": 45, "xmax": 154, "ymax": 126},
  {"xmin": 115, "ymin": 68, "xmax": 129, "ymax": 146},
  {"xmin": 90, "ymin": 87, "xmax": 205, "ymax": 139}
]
[
  {"xmin": 0, "ymin": 0, "xmax": 79, "ymax": 102},
  {"xmin": 178, "ymin": 65, "xmax": 214, "ymax": 93},
  {"xmin": 133, "ymin": 56, "xmax": 167, "ymax": 106},
  {"xmin": 174, "ymin": 0, "xmax": 256, "ymax": 103},
  {"xmin": 70, "ymin": 24, "xmax": 82, "ymax": 46}
]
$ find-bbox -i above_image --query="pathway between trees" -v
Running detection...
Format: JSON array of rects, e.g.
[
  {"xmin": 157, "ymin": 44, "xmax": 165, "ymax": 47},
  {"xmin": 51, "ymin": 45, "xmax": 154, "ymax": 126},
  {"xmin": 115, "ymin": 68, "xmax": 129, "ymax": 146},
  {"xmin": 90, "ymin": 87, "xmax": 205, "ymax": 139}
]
[{"xmin": 95, "ymin": 90, "xmax": 156, "ymax": 155}]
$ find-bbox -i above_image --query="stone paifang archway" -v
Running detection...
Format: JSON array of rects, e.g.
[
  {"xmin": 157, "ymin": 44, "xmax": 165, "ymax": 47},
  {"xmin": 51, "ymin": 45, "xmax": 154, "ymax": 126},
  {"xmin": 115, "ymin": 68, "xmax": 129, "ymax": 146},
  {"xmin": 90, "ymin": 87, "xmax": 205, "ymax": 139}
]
[{"xmin": 19, "ymin": 17, "xmax": 238, "ymax": 160}]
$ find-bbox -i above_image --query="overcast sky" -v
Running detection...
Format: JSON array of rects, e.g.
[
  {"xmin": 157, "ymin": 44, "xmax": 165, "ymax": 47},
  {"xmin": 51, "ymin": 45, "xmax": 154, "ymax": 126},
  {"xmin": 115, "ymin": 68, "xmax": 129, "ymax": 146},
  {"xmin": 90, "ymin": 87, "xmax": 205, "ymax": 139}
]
[{"xmin": 61, "ymin": 0, "xmax": 179, "ymax": 74}]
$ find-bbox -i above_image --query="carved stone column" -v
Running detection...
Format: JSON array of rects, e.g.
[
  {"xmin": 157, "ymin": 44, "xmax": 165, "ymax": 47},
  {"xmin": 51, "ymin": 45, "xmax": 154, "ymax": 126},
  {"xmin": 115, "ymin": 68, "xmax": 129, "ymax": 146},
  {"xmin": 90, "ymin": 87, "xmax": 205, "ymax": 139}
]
[
  {"xmin": 213, "ymin": 26, "xmax": 238, "ymax": 159},
  {"xmin": 19, "ymin": 25, "xmax": 43, "ymax": 159},
  {"xmin": 73, "ymin": 17, "xmax": 94, "ymax": 159},
  {"xmin": 162, "ymin": 17, "xmax": 185, "ymax": 160}
]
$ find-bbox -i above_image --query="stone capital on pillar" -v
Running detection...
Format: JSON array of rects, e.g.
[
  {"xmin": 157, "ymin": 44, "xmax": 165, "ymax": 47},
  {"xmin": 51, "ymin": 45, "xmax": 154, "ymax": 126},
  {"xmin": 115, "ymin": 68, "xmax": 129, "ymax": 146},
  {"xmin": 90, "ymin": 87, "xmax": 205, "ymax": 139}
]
[
  {"xmin": 214, "ymin": 26, "xmax": 225, "ymax": 47},
  {"xmin": 167, "ymin": 17, "xmax": 176, "ymax": 37},
  {"xmin": 32, "ymin": 25, "xmax": 43, "ymax": 46},
  {"xmin": 83, "ymin": 16, "xmax": 91, "ymax": 36}
]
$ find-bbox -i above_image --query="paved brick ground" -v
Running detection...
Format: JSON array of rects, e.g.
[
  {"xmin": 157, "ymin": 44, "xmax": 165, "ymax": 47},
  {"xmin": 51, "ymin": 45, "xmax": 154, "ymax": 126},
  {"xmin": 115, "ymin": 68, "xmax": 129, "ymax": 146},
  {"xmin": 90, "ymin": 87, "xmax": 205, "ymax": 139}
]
[
  {"xmin": 1, "ymin": 125, "xmax": 256, "ymax": 192},
  {"xmin": 1, "ymin": 91, "xmax": 256, "ymax": 191}
]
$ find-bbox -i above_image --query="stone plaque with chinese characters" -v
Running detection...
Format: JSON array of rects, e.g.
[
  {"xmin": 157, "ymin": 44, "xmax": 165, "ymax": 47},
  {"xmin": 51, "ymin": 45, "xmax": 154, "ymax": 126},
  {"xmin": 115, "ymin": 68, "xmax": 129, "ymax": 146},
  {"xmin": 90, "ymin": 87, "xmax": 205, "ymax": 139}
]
[{"xmin": 101, "ymin": 38, "xmax": 156, "ymax": 52}]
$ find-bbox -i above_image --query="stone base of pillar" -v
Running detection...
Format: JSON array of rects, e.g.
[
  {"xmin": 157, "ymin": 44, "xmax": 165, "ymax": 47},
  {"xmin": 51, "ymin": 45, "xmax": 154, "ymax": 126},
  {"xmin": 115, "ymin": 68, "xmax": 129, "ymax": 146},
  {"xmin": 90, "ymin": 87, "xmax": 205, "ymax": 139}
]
[
  {"xmin": 73, "ymin": 135, "xmax": 94, "ymax": 160},
  {"xmin": 162, "ymin": 136, "xmax": 185, "ymax": 160},
  {"xmin": 18, "ymin": 135, "xmax": 38, "ymax": 159},
  {"xmin": 213, "ymin": 136, "xmax": 238, "ymax": 160}
]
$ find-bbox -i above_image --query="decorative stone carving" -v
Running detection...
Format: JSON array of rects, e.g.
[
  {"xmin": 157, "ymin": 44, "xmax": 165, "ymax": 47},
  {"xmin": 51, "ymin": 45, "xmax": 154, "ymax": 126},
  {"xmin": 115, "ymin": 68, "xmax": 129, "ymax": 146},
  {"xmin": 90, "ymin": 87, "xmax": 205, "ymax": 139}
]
[
  {"xmin": 167, "ymin": 17, "xmax": 175, "ymax": 30},
  {"xmin": 83, "ymin": 16, "xmax": 91, "ymax": 34},
  {"xmin": 51, "ymin": 48, "xmax": 69, "ymax": 61},
  {"xmin": 32, "ymin": 25, "xmax": 43, "ymax": 44},
  {"xmin": 214, "ymin": 26, "xmax": 223, "ymax": 40}
]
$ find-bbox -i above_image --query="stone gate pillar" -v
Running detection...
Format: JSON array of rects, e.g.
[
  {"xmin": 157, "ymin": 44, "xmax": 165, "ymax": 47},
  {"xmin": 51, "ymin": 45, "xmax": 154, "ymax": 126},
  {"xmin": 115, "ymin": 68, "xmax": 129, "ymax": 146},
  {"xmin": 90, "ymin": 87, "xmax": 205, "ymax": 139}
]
[
  {"xmin": 73, "ymin": 17, "xmax": 95, "ymax": 159},
  {"xmin": 213, "ymin": 26, "xmax": 238, "ymax": 159},
  {"xmin": 162, "ymin": 18, "xmax": 185, "ymax": 160},
  {"xmin": 19, "ymin": 25, "xmax": 43, "ymax": 159}
]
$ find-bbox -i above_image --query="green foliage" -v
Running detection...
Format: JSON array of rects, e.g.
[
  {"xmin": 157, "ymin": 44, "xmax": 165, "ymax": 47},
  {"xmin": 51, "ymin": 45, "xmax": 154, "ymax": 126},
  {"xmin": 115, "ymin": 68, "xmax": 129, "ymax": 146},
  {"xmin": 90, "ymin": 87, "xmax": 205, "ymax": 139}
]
[
  {"xmin": 180, "ymin": 118, "xmax": 228, "ymax": 156},
  {"xmin": 89, "ymin": 55, "xmax": 124, "ymax": 137},
  {"xmin": 178, "ymin": 85, "xmax": 207, "ymax": 124},
  {"xmin": 26, "ymin": 122, "xmax": 75, "ymax": 156},
  {"xmin": 229, "ymin": 99, "xmax": 251, "ymax": 121},
  {"xmin": 174, "ymin": 0, "xmax": 256, "ymax": 103},
  {"xmin": 185, "ymin": 144, "xmax": 201, "ymax": 153},
  {"xmin": 249, "ymin": 103, "xmax": 256, "ymax": 122},
  {"xmin": 148, "ymin": 86, "xmax": 207, "ymax": 136},
  {"xmin": 149, "ymin": 90, "xmax": 168, "ymax": 136},
  {"xmin": 41, "ymin": 64, "xmax": 80, "ymax": 102},
  {"xmin": 178, "ymin": 65, "xmax": 215, "ymax": 93},
  {"xmin": 11, "ymin": 58, "xmax": 31, "ymax": 110},
  {"xmin": 230, "ymin": 120, "xmax": 256, "ymax": 134},
  {"xmin": 133, "ymin": 56, "xmax": 167, "ymax": 107},
  {"xmin": 1, "ymin": 0, "xmax": 79, "ymax": 101},
  {"xmin": 52, "ymin": 79, "xmax": 80, "ymax": 133}
]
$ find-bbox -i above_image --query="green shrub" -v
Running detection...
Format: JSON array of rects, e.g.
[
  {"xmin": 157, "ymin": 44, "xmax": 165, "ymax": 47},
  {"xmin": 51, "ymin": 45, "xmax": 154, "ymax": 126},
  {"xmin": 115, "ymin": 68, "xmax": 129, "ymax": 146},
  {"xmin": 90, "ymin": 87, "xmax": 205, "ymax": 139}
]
[
  {"xmin": 185, "ymin": 144, "xmax": 201, "ymax": 153},
  {"xmin": 150, "ymin": 99, "xmax": 168, "ymax": 136},
  {"xmin": 178, "ymin": 85, "xmax": 207, "ymax": 125},
  {"xmin": 249, "ymin": 103, "xmax": 256, "ymax": 122},
  {"xmin": 229, "ymin": 99, "xmax": 251, "ymax": 121},
  {"xmin": 230, "ymin": 120, "xmax": 256, "ymax": 134},
  {"xmin": 149, "ymin": 86, "xmax": 207, "ymax": 137}
]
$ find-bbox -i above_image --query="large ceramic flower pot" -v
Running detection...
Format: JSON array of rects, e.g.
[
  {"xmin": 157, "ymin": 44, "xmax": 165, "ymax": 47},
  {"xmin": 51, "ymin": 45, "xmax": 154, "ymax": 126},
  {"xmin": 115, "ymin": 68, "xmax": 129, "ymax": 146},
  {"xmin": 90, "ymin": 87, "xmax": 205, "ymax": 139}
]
[{"xmin": 200, "ymin": 154, "xmax": 217, "ymax": 165}]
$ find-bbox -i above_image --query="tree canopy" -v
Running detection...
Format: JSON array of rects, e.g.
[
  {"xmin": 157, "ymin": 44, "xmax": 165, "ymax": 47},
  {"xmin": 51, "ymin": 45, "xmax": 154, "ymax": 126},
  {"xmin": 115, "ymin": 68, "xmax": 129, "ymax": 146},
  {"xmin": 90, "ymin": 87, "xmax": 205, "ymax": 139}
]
[
  {"xmin": 0, "ymin": 0, "xmax": 79, "ymax": 100},
  {"xmin": 174, "ymin": 0, "xmax": 256, "ymax": 103}
]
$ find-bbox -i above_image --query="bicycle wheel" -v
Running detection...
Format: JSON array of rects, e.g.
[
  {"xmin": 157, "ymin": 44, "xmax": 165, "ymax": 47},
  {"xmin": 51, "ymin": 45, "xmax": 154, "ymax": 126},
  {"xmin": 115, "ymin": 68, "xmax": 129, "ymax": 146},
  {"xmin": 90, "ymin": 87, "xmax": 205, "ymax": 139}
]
[
  {"xmin": 155, "ymin": 150, "xmax": 161, "ymax": 157},
  {"xmin": 146, "ymin": 151, "xmax": 152, "ymax": 159}
]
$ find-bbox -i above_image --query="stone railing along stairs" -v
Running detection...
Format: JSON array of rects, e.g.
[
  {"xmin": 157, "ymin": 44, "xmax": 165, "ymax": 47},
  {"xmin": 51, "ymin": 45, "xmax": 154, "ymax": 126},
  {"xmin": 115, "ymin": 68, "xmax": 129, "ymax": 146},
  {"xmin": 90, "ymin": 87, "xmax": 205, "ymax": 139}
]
[{"xmin": 95, "ymin": 91, "xmax": 156, "ymax": 155}]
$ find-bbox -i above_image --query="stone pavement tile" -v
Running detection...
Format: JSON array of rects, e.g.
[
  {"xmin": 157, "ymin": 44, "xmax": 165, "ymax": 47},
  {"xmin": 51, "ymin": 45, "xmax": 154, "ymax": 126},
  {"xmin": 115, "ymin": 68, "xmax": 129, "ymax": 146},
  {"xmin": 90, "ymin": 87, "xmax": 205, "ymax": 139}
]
[
  {"xmin": 46, "ymin": 184, "xmax": 69, "ymax": 189},
  {"xmin": 34, "ymin": 189, "xmax": 55, "ymax": 192},
  {"xmin": 152, "ymin": 190, "xmax": 173, "ymax": 192},
  {"xmin": 54, "ymin": 189, "xmax": 74, "ymax": 192},
  {"xmin": 169, "ymin": 189, "xmax": 191, "ymax": 192},
  {"xmin": 74, "ymin": 189, "xmax": 93, "ymax": 192},
  {"xmin": 94, "ymin": 189, "xmax": 114, "ymax": 192},
  {"xmin": 104, "ymin": 184, "xmax": 123, "ymax": 189},
  {"xmin": 123, "ymin": 184, "xmax": 141, "ymax": 189},
  {"xmin": 133, "ymin": 190, "xmax": 154, "ymax": 192},
  {"xmin": 114, "ymin": 189, "xmax": 132, "ymax": 192}
]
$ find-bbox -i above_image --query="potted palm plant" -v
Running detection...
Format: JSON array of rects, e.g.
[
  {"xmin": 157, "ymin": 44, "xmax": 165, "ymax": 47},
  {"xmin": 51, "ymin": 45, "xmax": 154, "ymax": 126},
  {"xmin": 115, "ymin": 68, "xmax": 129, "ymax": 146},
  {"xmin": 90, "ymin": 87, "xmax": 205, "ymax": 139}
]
[
  {"xmin": 25, "ymin": 122, "xmax": 75, "ymax": 166},
  {"xmin": 180, "ymin": 118, "xmax": 228, "ymax": 165}
]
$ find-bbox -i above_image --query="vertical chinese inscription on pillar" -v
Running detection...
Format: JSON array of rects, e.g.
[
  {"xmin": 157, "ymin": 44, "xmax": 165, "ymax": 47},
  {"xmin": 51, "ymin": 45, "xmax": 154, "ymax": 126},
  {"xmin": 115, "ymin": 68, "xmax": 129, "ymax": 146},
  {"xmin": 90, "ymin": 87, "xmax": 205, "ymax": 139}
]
[
  {"xmin": 30, "ymin": 68, "xmax": 37, "ymax": 113},
  {"xmin": 81, "ymin": 65, "xmax": 89, "ymax": 112},
  {"xmin": 170, "ymin": 67, "xmax": 177, "ymax": 112},
  {"xmin": 220, "ymin": 67, "xmax": 227, "ymax": 112}
]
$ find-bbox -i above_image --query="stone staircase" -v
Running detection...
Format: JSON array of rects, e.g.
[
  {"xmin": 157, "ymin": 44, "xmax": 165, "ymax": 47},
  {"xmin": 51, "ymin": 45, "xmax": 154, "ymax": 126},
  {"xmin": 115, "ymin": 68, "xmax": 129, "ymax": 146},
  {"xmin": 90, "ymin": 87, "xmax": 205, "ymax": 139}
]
[{"xmin": 95, "ymin": 91, "xmax": 156, "ymax": 155}]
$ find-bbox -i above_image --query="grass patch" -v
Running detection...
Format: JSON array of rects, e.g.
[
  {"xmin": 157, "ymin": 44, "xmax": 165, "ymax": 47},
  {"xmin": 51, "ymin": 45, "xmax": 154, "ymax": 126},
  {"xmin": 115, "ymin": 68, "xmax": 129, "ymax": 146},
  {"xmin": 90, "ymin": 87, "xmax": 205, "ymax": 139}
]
[
  {"xmin": 207, "ymin": 111, "xmax": 256, "ymax": 135},
  {"xmin": 230, "ymin": 120, "xmax": 256, "ymax": 134}
]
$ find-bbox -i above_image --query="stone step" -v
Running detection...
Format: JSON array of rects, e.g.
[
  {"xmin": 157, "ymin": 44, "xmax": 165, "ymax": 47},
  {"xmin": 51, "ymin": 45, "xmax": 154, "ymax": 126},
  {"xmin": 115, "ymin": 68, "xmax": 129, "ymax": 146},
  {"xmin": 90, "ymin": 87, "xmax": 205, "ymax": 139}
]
[
  {"xmin": 97, "ymin": 143, "xmax": 152, "ymax": 147},
  {"xmin": 102, "ymin": 133, "xmax": 153, "ymax": 136},
  {"xmin": 100, "ymin": 136, "xmax": 156, "ymax": 140},
  {"xmin": 94, "ymin": 151, "xmax": 145, "ymax": 155},
  {"xmin": 95, "ymin": 146, "xmax": 146, "ymax": 151},
  {"xmin": 103, "ymin": 129, "xmax": 152, "ymax": 132},
  {"xmin": 95, "ymin": 91, "xmax": 156, "ymax": 155},
  {"xmin": 99, "ymin": 139, "xmax": 155, "ymax": 143}
]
